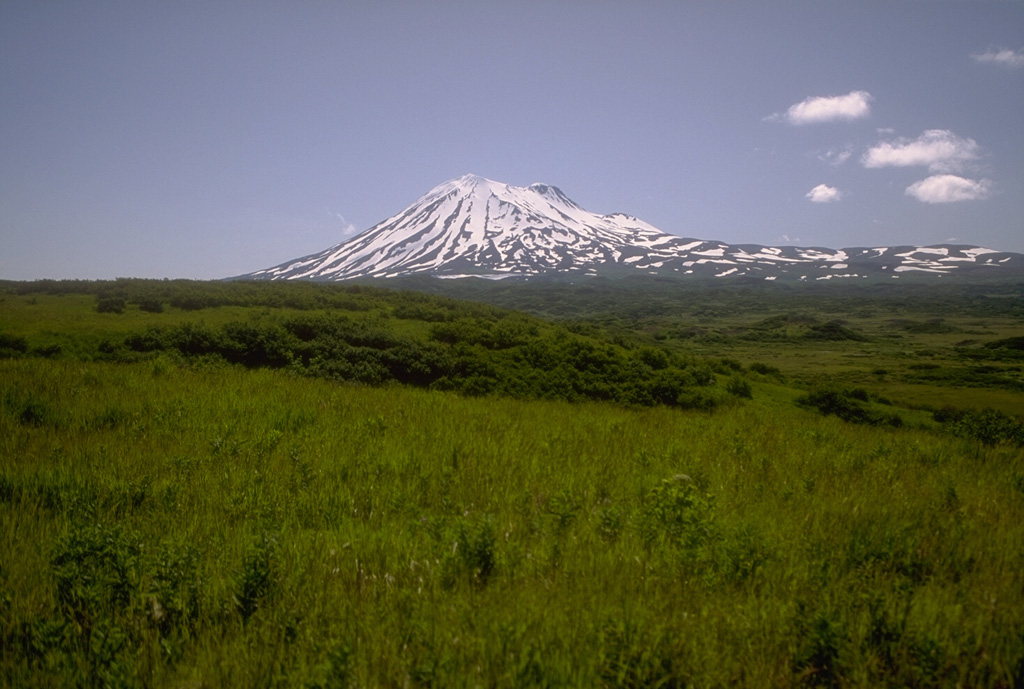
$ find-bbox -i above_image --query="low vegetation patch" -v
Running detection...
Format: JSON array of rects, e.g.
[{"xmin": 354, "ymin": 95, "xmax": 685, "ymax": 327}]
[
  {"xmin": 797, "ymin": 387, "xmax": 903, "ymax": 427},
  {"xmin": 0, "ymin": 278, "xmax": 1022, "ymax": 687},
  {"xmin": 934, "ymin": 405, "xmax": 1024, "ymax": 447},
  {"xmin": 4, "ymin": 280, "xmax": 750, "ymax": 411}
]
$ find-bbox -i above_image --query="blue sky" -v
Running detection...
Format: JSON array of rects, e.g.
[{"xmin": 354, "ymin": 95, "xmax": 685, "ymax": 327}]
[{"xmin": 1, "ymin": 1, "xmax": 1022, "ymax": 280}]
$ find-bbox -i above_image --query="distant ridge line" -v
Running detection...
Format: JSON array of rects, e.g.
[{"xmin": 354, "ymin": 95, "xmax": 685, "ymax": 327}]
[{"xmin": 238, "ymin": 175, "xmax": 1024, "ymax": 282}]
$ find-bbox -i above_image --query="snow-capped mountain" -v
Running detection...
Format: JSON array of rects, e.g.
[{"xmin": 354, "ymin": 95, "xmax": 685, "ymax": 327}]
[{"xmin": 241, "ymin": 174, "xmax": 1023, "ymax": 281}]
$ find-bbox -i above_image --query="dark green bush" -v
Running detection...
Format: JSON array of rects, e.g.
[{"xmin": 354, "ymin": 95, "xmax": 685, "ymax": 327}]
[
  {"xmin": 124, "ymin": 327, "xmax": 167, "ymax": 352},
  {"xmin": 0, "ymin": 332, "xmax": 28, "ymax": 357},
  {"xmin": 441, "ymin": 515, "xmax": 498, "ymax": 588},
  {"xmin": 234, "ymin": 533, "xmax": 278, "ymax": 622},
  {"xmin": 107, "ymin": 295, "xmax": 743, "ymax": 411},
  {"xmin": 167, "ymin": 323, "xmax": 219, "ymax": 356},
  {"xmin": 137, "ymin": 297, "xmax": 164, "ymax": 313},
  {"xmin": 635, "ymin": 346, "xmax": 670, "ymax": 370},
  {"xmin": 52, "ymin": 523, "xmax": 140, "ymax": 618},
  {"xmin": 903, "ymin": 319, "xmax": 956, "ymax": 334},
  {"xmin": 32, "ymin": 343, "xmax": 62, "ymax": 358},
  {"xmin": 749, "ymin": 362, "xmax": 782, "ymax": 377},
  {"xmin": 984, "ymin": 336, "xmax": 1024, "ymax": 351},
  {"xmin": 726, "ymin": 377, "xmax": 753, "ymax": 399},
  {"xmin": 642, "ymin": 369, "xmax": 695, "ymax": 406},
  {"xmin": 639, "ymin": 475, "xmax": 715, "ymax": 551},
  {"xmin": 804, "ymin": 321, "xmax": 867, "ymax": 342},
  {"xmin": 218, "ymin": 321, "xmax": 295, "ymax": 368},
  {"xmin": 95, "ymin": 295, "xmax": 126, "ymax": 314},
  {"xmin": 169, "ymin": 291, "xmax": 210, "ymax": 311},
  {"xmin": 935, "ymin": 407, "xmax": 1024, "ymax": 447},
  {"xmin": 792, "ymin": 608, "xmax": 845, "ymax": 687},
  {"xmin": 676, "ymin": 389, "xmax": 721, "ymax": 412},
  {"xmin": 798, "ymin": 388, "xmax": 901, "ymax": 427}
]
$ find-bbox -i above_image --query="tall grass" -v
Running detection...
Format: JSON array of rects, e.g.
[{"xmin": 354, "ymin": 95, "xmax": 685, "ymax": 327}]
[{"xmin": 2, "ymin": 357, "xmax": 1022, "ymax": 687}]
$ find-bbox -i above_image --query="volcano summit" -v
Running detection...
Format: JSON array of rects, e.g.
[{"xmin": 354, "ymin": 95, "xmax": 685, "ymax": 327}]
[{"xmin": 241, "ymin": 175, "xmax": 1022, "ymax": 281}]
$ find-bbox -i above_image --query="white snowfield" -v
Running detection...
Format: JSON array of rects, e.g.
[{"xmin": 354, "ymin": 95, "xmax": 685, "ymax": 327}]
[{"xmin": 243, "ymin": 175, "xmax": 1020, "ymax": 281}]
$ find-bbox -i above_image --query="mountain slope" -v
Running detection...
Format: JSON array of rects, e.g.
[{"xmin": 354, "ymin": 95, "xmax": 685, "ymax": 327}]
[{"xmin": 241, "ymin": 174, "xmax": 1023, "ymax": 281}]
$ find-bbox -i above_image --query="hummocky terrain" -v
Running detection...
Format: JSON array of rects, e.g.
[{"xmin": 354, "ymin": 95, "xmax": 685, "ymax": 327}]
[{"xmin": 241, "ymin": 174, "xmax": 1023, "ymax": 282}]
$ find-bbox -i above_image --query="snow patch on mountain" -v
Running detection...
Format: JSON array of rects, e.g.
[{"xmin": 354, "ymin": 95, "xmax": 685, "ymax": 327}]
[{"xmin": 240, "ymin": 175, "xmax": 1023, "ymax": 282}]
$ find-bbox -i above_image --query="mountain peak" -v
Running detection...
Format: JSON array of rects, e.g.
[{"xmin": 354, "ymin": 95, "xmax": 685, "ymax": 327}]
[
  {"xmin": 527, "ymin": 182, "xmax": 574, "ymax": 206},
  {"xmin": 437, "ymin": 174, "xmax": 508, "ymax": 199},
  {"xmin": 452, "ymin": 173, "xmax": 491, "ymax": 186},
  {"xmin": 240, "ymin": 176, "xmax": 1023, "ymax": 282}
]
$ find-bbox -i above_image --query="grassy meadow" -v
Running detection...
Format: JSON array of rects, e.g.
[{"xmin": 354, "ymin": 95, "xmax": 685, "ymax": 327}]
[{"xmin": 1, "ymin": 279, "xmax": 1022, "ymax": 687}]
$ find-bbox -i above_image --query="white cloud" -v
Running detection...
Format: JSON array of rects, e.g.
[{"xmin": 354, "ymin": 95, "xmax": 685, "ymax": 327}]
[
  {"xmin": 972, "ymin": 48, "xmax": 1024, "ymax": 68},
  {"xmin": 905, "ymin": 175, "xmax": 992, "ymax": 203},
  {"xmin": 818, "ymin": 146, "xmax": 852, "ymax": 166},
  {"xmin": 862, "ymin": 129, "xmax": 980, "ymax": 173},
  {"xmin": 331, "ymin": 212, "xmax": 359, "ymax": 237},
  {"xmin": 806, "ymin": 184, "xmax": 842, "ymax": 203},
  {"xmin": 774, "ymin": 90, "xmax": 872, "ymax": 125}
]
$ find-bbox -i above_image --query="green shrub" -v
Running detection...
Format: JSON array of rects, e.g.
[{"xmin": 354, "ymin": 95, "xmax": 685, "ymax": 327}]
[
  {"xmin": 635, "ymin": 346, "xmax": 670, "ymax": 370},
  {"xmin": 3, "ymin": 389, "xmax": 57, "ymax": 427},
  {"xmin": 903, "ymin": 318, "xmax": 956, "ymax": 334},
  {"xmin": 638, "ymin": 475, "xmax": 715, "ymax": 551},
  {"xmin": 32, "ymin": 343, "xmax": 62, "ymax": 358},
  {"xmin": 749, "ymin": 362, "xmax": 782, "ymax": 377},
  {"xmin": 984, "ymin": 335, "xmax": 1024, "ymax": 351},
  {"xmin": 147, "ymin": 541, "xmax": 202, "ymax": 635},
  {"xmin": 112, "ymin": 310, "xmax": 733, "ymax": 411},
  {"xmin": 804, "ymin": 321, "xmax": 866, "ymax": 341},
  {"xmin": 52, "ymin": 523, "xmax": 141, "ymax": 618},
  {"xmin": 676, "ymin": 389, "xmax": 721, "ymax": 412},
  {"xmin": 936, "ymin": 407, "xmax": 1024, "ymax": 447},
  {"xmin": 95, "ymin": 295, "xmax": 126, "ymax": 314},
  {"xmin": 442, "ymin": 515, "xmax": 498, "ymax": 588},
  {"xmin": 716, "ymin": 357, "xmax": 744, "ymax": 372},
  {"xmin": 234, "ymin": 533, "xmax": 278, "ymax": 622},
  {"xmin": 168, "ymin": 291, "xmax": 210, "ymax": 311},
  {"xmin": 124, "ymin": 327, "xmax": 167, "ymax": 352},
  {"xmin": 797, "ymin": 388, "xmax": 901, "ymax": 427},
  {"xmin": 137, "ymin": 297, "xmax": 164, "ymax": 313},
  {"xmin": 0, "ymin": 332, "xmax": 28, "ymax": 358},
  {"xmin": 726, "ymin": 377, "xmax": 753, "ymax": 399},
  {"xmin": 792, "ymin": 608, "xmax": 845, "ymax": 687}
]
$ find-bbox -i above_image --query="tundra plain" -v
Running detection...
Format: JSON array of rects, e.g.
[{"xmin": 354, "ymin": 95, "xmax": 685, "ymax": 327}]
[{"xmin": 1, "ymin": 278, "xmax": 1022, "ymax": 687}]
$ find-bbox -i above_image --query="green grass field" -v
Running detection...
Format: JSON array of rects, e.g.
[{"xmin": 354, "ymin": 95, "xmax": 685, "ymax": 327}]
[{"xmin": 1, "ymin": 279, "xmax": 1022, "ymax": 687}]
